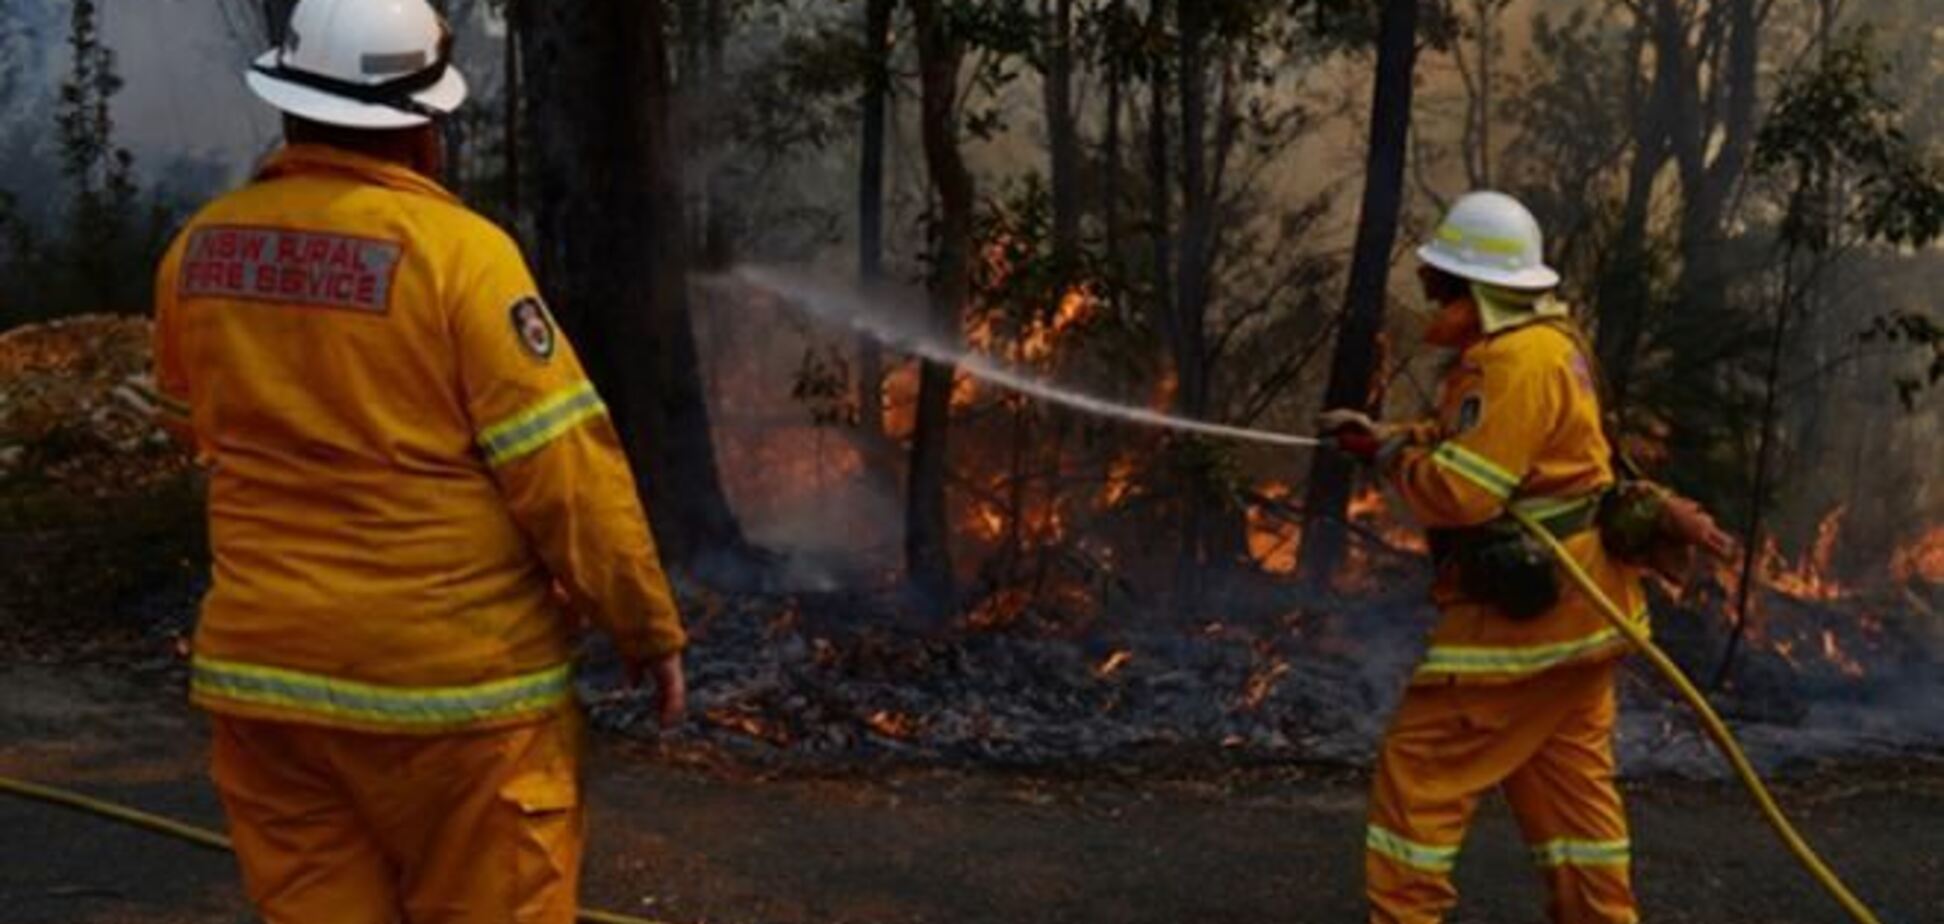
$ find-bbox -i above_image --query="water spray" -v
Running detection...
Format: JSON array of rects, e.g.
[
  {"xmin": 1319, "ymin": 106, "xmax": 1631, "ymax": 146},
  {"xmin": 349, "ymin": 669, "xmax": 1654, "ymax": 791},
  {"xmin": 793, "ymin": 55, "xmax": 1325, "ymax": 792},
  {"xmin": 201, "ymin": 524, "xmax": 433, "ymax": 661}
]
[
  {"xmin": 724, "ymin": 266, "xmax": 1322, "ymax": 450},
  {"xmin": 730, "ymin": 265, "xmax": 1882, "ymax": 923}
]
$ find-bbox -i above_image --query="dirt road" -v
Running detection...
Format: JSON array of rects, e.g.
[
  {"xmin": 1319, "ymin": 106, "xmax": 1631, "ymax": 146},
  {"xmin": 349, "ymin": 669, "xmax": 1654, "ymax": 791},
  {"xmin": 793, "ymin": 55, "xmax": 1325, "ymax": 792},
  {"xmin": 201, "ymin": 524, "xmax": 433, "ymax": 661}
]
[{"xmin": 1, "ymin": 662, "xmax": 1938, "ymax": 924}]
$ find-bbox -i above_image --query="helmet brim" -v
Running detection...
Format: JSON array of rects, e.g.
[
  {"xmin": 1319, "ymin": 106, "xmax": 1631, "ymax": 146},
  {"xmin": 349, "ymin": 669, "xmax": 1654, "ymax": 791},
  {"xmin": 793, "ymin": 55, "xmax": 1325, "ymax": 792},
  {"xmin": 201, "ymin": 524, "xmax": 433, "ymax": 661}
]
[
  {"xmin": 246, "ymin": 50, "xmax": 468, "ymax": 130},
  {"xmin": 1416, "ymin": 244, "xmax": 1561, "ymax": 292}
]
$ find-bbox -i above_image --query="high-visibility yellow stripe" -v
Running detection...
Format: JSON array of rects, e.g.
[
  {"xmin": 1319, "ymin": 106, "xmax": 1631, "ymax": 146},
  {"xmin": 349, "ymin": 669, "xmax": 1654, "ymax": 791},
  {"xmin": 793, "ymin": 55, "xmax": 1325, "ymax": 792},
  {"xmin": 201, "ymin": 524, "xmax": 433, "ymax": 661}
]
[
  {"xmin": 191, "ymin": 657, "xmax": 572, "ymax": 728},
  {"xmin": 477, "ymin": 383, "xmax": 607, "ymax": 467},
  {"xmin": 1531, "ymin": 837, "xmax": 1631, "ymax": 868},
  {"xmin": 1437, "ymin": 224, "xmax": 1527, "ymax": 256},
  {"xmin": 1366, "ymin": 824, "xmax": 1461, "ymax": 874},
  {"xmin": 1431, "ymin": 442, "xmax": 1520, "ymax": 500},
  {"xmin": 1510, "ymin": 494, "xmax": 1597, "ymax": 522},
  {"xmin": 1416, "ymin": 623, "xmax": 1640, "ymax": 678}
]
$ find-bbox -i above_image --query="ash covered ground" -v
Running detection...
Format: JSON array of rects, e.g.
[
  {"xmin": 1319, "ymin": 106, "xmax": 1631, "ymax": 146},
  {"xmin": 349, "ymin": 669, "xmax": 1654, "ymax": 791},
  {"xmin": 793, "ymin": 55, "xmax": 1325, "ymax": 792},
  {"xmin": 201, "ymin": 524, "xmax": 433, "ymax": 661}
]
[{"xmin": 568, "ymin": 575, "xmax": 1944, "ymax": 779}]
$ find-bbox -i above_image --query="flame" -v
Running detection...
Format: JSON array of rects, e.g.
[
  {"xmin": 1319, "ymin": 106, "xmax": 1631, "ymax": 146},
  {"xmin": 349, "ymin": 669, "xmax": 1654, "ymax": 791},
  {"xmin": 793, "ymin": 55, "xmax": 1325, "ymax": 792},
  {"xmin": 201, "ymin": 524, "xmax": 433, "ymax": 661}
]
[
  {"xmin": 1235, "ymin": 659, "xmax": 1291, "ymax": 712},
  {"xmin": 1894, "ymin": 525, "xmax": 1944, "ymax": 584},
  {"xmin": 1820, "ymin": 630, "xmax": 1865, "ymax": 678},
  {"xmin": 864, "ymin": 709, "xmax": 921, "ymax": 740},
  {"xmin": 704, "ymin": 708, "xmax": 792, "ymax": 746},
  {"xmin": 1247, "ymin": 481, "xmax": 1300, "ymax": 575},
  {"xmin": 1763, "ymin": 507, "xmax": 1848, "ymax": 602},
  {"xmin": 966, "ymin": 587, "xmax": 1032, "ymax": 631},
  {"xmin": 1099, "ymin": 454, "xmax": 1139, "ymax": 510},
  {"xmin": 1096, "ymin": 649, "xmax": 1134, "ymax": 677}
]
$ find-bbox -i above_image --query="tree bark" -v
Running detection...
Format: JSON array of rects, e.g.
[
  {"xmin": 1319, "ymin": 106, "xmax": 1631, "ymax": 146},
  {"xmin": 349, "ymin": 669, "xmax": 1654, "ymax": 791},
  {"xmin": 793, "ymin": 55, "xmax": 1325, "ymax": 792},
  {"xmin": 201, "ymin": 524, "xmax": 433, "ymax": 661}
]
[
  {"xmin": 1172, "ymin": 0, "xmax": 1216, "ymax": 616},
  {"xmin": 259, "ymin": 0, "xmax": 296, "ymax": 45},
  {"xmin": 906, "ymin": 0, "xmax": 973, "ymax": 610},
  {"xmin": 520, "ymin": 0, "xmax": 748, "ymax": 569},
  {"xmin": 1101, "ymin": 0, "xmax": 1126, "ymax": 273},
  {"xmin": 1042, "ymin": 0, "xmax": 1080, "ymax": 265},
  {"xmin": 1595, "ymin": 5, "xmax": 1673, "ymax": 409},
  {"xmin": 857, "ymin": 0, "xmax": 895, "ymax": 445},
  {"xmin": 1296, "ymin": 0, "xmax": 1420, "ymax": 589}
]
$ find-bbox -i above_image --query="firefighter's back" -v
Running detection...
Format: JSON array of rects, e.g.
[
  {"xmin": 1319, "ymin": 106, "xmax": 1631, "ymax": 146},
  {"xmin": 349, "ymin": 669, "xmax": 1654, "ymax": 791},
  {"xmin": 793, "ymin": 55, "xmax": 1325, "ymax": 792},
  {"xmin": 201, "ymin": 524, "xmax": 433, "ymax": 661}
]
[{"xmin": 157, "ymin": 145, "xmax": 570, "ymax": 716}]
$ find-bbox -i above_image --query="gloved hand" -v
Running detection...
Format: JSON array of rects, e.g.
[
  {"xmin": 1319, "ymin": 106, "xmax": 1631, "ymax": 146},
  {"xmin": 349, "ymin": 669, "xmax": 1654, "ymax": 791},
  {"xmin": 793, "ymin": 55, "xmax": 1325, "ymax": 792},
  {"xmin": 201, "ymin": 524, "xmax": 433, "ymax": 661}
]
[
  {"xmin": 1317, "ymin": 409, "xmax": 1396, "ymax": 463},
  {"xmin": 1660, "ymin": 495, "xmax": 1736, "ymax": 562}
]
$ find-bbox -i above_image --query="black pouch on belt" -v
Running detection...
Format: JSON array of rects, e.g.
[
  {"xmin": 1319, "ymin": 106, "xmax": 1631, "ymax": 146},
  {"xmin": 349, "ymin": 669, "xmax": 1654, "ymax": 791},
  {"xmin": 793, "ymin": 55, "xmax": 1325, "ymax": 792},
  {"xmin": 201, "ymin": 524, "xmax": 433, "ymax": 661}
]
[{"xmin": 1427, "ymin": 495, "xmax": 1601, "ymax": 621}]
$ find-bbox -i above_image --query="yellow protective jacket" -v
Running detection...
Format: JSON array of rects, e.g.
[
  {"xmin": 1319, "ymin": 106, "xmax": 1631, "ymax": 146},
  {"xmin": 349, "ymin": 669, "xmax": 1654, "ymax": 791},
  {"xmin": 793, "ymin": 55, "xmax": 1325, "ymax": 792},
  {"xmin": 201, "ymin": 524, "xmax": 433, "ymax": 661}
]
[
  {"xmin": 1383, "ymin": 317, "xmax": 1646, "ymax": 686},
  {"xmin": 152, "ymin": 144, "xmax": 686, "ymax": 734}
]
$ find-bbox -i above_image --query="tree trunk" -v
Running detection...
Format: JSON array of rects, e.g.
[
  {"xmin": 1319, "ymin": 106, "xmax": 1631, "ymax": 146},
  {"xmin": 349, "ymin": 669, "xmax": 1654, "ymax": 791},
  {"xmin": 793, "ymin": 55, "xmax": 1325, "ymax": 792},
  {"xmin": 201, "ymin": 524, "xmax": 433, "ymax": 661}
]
[
  {"xmin": 906, "ymin": 0, "xmax": 973, "ymax": 610},
  {"xmin": 1101, "ymin": 0, "xmax": 1126, "ymax": 274},
  {"xmin": 1145, "ymin": 0, "xmax": 1174, "ymax": 368},
  {"xmin": 1296, "ymin": 0, "xmax": 1420, "ymax": 589},
  {"xmin": 857, "ymin": 0, "xmax": 895, "ymax": 446},
  {"xmin": 698, "ymin": 0, "xmax": 734, "ymax": 269},
  {"xmin": 1595, "ymin": 6, "xmax": 1673, "ymax": 409},
  {"xmin": 1042, "ymin": 0, "xmax": 1080, "ymax": 265},
  {"xmin": 521, "ymin": 0, "xmax": 748, "ymax": 570},
  {"xmin": 260, "ymin": 0, "xmax": 296, "ymax": 45},
  {"xmin": 1172, "ymin": 0, "xmax": 1216, "ymax": 617}
]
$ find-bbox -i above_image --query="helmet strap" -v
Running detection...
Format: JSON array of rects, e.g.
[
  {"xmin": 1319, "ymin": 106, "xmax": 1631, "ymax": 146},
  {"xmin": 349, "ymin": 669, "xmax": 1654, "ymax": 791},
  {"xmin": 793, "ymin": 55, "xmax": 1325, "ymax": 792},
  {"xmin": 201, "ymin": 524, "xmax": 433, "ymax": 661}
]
[{"xmin": 255, "ymin": 24, "xmax": 454, "ymax": 121}]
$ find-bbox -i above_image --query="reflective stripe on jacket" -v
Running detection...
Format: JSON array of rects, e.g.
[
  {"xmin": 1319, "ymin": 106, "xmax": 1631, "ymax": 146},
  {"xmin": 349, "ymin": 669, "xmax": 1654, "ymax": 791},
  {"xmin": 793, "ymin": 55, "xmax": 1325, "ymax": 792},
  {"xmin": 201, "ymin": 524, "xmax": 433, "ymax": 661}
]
[
  {"xmin": 1384, "ymin": 318, "xmax": 1646, "ymax": 685},
  {"xmin": 153, "ymin": 145, "xmax": 686, "ymax": 733}
]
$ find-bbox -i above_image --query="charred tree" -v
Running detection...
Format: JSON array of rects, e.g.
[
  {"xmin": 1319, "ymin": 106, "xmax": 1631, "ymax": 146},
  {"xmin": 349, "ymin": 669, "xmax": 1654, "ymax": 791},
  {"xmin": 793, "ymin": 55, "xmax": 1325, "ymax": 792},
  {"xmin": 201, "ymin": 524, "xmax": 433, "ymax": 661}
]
[
  {"xmin": 1170, "ymin": 0, "xmax": 1217, "ymax": 615},
  {"xmin": 1100, "ymin": 0, "xmax": 1127, "ymax": 271},
  {"xmin": 1042, "ymin": 0, "xmax": 1080, "ymax": 265},
  {"xmin": 1297, "ymin": 0, "xmax": 1420, "ymax": 588},
  {"xmin": 906, "ymin": 0, "xmax": 974, "ymax": 611},
  {"xmin": 520, "ymin": 0, "xmax": 749, "ymax": 570},
  {"xmin": 856, "ymin": 0, "xmax": 895, "ymax": 447}
]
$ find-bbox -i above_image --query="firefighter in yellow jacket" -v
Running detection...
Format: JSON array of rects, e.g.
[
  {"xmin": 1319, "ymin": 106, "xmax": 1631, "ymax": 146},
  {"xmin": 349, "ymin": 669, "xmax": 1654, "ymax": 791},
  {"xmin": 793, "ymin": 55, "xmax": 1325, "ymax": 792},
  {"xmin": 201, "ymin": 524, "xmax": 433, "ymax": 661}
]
[
  {"xmin": 1323, "ymin": 192, "xmax": 1729, "ymax": 924},
  {"xmin": 150, "ymin": 1, "xmax": 687, "ymax": 920}
]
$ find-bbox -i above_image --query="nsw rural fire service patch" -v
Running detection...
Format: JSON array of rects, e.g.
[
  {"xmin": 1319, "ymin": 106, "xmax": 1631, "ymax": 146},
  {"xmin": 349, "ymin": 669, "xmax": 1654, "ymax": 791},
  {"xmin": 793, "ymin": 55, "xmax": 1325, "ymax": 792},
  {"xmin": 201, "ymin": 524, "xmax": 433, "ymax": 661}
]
[
  {"xmin": 179, "ymin": 226, "xmax": 403, "ymax": 313},
  {"xmin": 510, "ymin": 297, "xmax": 557, "ymax": 362}
]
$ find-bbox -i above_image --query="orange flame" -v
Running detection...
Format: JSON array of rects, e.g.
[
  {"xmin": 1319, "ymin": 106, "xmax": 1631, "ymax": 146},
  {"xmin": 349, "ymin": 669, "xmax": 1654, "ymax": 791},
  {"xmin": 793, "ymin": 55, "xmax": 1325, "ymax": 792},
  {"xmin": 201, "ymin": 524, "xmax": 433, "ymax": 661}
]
[
  {"xmin": 864, "ymin": 709, "xmax": 921, "ymax": 740},
  {"xmin": 1764, "ymin": 507, "xmax": 1848, "ymax": 602},
  {"xmin": 1096, "ymin": 649, "xmax": 1134, "ymax": 677},
  {"xmin": 1247, "ymin": 481, "xmax": 1300, "ymax": 575},
  {"xmin": 1894, "ymin": 525, "xmax": 1944, "ymax": 584}
]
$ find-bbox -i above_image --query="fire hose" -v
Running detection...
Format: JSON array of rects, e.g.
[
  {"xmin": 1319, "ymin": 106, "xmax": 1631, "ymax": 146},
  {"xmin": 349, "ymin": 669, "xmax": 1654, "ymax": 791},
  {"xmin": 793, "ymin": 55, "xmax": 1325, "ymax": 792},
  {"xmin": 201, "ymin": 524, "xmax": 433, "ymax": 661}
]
[
  {"xmin": 0, "ymin": 537, "xmax": 1887, "ymax": 924},
  {"xmin": 0, "ymin": 773, "xmax": 672, "ymax": 924},
  {"xmin": 1507, "ymin": 508, "xmax": 1883, "ymax": 924}
]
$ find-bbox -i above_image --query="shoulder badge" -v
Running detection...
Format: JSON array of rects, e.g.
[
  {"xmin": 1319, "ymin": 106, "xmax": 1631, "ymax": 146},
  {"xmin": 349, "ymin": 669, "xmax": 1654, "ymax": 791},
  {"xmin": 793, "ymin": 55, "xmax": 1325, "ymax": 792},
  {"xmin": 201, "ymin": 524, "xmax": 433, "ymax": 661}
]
[{"xmin": 509, "ymin": 296, "xmax": 557, "ymax": 362}]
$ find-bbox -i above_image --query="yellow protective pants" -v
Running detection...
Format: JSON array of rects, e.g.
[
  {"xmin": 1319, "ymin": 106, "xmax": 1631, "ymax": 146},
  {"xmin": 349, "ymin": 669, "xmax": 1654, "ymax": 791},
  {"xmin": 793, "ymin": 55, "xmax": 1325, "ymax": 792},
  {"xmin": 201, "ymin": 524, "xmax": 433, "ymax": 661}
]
[
  {"xmin": 208, "ymin": 711, "xmax": 585, "ymax": 924},
  {"xmin": 1366, "ymin": 660, "xmax": 1637, "ymax": 924}
]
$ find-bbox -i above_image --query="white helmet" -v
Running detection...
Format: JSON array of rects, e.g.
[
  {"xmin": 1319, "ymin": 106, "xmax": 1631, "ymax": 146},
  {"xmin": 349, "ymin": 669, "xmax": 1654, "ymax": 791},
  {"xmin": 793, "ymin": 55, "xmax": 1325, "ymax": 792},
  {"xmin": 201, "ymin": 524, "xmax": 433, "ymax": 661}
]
[
  {"xmin": 245, "ymin": 0, "xmax": 468, "ymax": 130},
  {"xmin": 1416, "ymin": 191, "xmax": 1560, "ymax": 291}
]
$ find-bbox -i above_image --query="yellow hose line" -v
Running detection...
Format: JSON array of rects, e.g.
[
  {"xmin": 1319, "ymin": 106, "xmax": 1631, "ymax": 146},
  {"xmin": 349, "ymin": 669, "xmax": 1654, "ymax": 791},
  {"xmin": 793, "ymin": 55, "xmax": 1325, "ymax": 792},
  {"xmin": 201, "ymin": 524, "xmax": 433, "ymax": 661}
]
[
  {"xmin": 1508, "ymin": 510, "xmax": 1882, "ymax": 924},
  {"xmin": 0, "ymin": 775, "xmax": 233, "ymax": 852},
  {"xmin": 0, "ymin": 774, "xmax": 676, "ymax": 924}
]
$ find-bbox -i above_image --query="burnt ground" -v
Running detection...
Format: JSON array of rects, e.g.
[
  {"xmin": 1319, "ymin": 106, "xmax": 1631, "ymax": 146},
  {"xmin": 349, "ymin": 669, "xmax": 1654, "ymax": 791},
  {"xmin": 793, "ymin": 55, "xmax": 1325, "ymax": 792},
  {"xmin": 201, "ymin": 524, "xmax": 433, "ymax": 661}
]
[{"xmin": 1, "ymin": 662, "xmax": 1941, "ymax": 924}]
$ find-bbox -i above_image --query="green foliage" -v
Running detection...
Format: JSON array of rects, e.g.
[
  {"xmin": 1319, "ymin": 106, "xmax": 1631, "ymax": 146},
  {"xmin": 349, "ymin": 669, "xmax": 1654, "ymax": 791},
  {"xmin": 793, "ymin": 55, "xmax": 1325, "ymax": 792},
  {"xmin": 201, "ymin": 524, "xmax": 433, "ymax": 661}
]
[
  {"xmin": 1754, "ymin": 28, "xmax": 1944, "ymax": 251},
  {"xmin": 1859, "ymin": 311, "xmax": 1944, "ymax": 410},
  {"xmin": 1754, "ymin": 26, "xmax": 1944, "ymax": 406},
  {"xmin": 0, "ymin": 0, "xmax": 176, "ymax": 328}
]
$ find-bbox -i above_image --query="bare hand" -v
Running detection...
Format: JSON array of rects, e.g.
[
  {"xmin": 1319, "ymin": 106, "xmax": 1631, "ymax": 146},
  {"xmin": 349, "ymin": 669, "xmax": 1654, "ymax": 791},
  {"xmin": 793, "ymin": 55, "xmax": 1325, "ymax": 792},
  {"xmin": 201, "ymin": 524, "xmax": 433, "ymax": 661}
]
[{"xmin": 624, "ymin": 653, "xmax": 688, "ymax": 729}]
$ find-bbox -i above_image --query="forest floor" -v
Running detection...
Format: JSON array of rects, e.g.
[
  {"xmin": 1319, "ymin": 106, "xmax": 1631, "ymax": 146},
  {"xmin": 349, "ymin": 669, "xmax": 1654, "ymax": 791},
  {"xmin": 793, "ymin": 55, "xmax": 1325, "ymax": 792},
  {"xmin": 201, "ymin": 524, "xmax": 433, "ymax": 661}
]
[{"xmin": 2, "ymin": 659, "xmax": 1942, "ymax": 924}]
